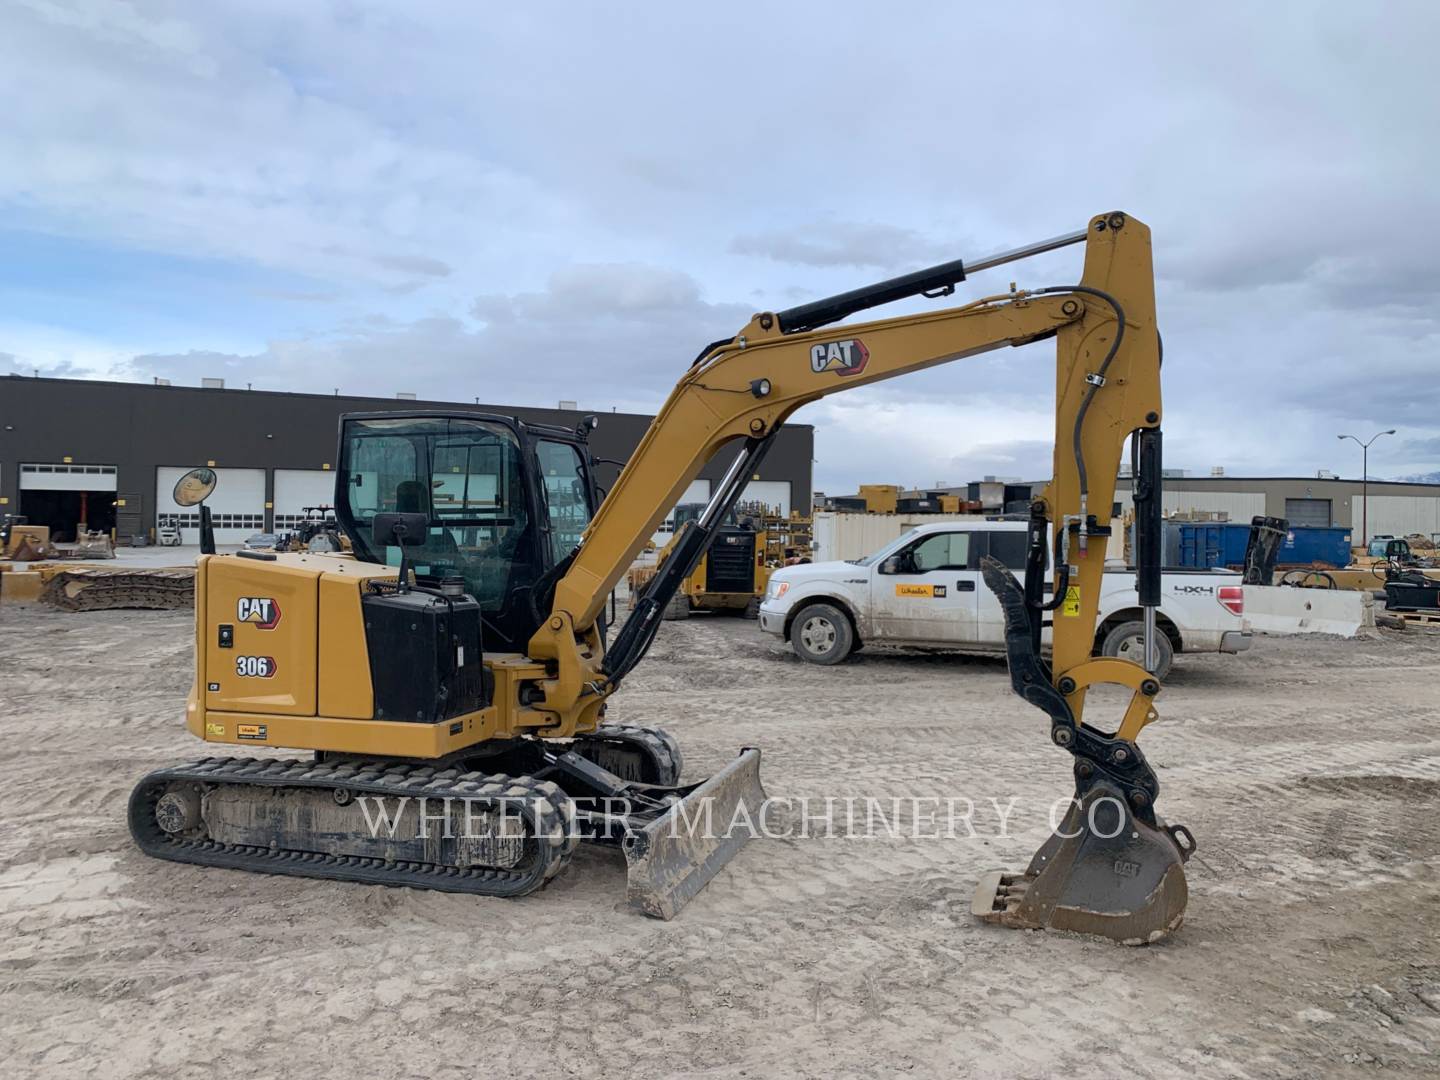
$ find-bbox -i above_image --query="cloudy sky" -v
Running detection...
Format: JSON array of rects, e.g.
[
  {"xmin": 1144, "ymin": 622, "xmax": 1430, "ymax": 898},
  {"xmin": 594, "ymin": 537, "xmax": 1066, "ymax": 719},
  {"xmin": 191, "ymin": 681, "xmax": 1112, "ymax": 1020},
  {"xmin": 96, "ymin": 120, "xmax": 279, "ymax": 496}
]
[{"xmin": 3, "ymin": 1, "xmax": 1437, "ymax": 490}]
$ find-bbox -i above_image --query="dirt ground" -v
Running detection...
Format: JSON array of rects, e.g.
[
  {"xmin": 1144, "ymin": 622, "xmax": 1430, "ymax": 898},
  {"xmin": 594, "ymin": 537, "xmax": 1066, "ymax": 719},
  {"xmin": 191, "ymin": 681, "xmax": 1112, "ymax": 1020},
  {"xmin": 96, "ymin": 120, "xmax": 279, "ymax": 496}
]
[{"xmin": 1, "ymin": 603, "xmax": 1437, "ymax": 1080}]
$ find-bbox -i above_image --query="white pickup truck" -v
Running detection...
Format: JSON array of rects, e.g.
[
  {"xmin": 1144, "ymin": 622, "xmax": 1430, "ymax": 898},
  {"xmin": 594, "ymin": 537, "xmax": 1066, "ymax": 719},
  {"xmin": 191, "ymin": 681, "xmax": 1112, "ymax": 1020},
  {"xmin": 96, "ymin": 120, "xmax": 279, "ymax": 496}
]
[{"xmin": 758, "ymin": 520, "xmax": 1252, "ymax": 675}]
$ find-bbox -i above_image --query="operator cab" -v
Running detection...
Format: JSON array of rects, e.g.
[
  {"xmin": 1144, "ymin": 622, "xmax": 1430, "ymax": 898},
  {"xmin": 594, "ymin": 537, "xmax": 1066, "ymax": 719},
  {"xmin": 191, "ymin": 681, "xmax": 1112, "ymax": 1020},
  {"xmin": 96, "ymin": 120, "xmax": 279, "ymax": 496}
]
[{"xmin": 334, "ymin": 411, "xmax": 600, "ymax": 652}]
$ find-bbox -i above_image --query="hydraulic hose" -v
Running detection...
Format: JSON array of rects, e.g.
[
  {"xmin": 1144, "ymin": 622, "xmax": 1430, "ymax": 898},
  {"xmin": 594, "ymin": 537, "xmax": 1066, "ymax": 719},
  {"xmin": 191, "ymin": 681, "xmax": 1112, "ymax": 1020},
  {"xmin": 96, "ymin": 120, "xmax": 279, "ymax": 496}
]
[{"xmin": 1034, "ymin": 285, "xmax": 1127, "ymax": 502}]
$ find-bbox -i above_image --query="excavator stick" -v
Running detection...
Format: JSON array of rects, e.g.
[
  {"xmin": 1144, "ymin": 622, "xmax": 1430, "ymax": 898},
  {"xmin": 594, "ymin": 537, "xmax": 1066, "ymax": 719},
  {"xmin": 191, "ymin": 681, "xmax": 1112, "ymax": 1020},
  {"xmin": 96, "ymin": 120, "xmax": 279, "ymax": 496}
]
[
  {"xmin": 973, "ymin": 781, "xmax": 1193, "ymax": 944},
  {"xmin": 975, "ymin": 539, "xmax": 1195, "ymax": 945},
  {"xmin": 622, "ymin": 747, "xmax": 767, "ymax": 919}
]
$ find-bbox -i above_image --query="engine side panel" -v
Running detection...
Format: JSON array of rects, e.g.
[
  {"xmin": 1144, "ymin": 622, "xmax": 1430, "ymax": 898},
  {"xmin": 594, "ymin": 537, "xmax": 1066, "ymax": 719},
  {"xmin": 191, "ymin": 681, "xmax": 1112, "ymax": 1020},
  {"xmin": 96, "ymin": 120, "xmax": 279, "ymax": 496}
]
[{"xmin": 203, "ymin": 556, "xmax": 320, "ymax": 716}]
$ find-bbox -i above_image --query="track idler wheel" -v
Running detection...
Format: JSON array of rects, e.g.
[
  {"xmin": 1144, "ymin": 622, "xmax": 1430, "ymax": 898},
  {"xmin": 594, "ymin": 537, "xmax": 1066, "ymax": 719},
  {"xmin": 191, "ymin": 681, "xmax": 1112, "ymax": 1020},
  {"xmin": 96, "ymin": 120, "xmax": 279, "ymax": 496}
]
[{"xmin": 973, "ymin": 781, "xmax": 1194, "ymax": 945}]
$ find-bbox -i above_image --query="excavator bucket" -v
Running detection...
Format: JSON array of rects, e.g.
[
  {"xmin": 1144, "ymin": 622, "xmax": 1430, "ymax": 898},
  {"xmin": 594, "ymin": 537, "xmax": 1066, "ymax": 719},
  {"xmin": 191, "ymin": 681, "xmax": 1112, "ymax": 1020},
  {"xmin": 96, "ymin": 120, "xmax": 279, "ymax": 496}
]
[
  {"xmin": 973, "ymin": 781, "xmax": 1194, "ymax": 944},
  {"xmin": 622, "ymin": 747, "xmax": 767, "ymax": 919}
]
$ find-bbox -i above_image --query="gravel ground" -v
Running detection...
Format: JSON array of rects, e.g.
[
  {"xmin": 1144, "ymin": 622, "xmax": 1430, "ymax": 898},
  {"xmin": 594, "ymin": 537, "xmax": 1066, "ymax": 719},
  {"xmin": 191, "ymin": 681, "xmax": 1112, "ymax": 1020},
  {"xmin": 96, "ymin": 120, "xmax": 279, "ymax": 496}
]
[{"xmin": 1, "ymin": 603, "xmax": 1437, "ymax": 1079}]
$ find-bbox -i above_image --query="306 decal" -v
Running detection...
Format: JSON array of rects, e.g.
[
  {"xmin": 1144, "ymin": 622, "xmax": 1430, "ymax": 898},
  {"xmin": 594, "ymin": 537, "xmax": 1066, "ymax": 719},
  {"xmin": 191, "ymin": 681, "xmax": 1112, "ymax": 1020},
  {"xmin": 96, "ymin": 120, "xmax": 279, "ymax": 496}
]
[{"xmin": 235, "ymin": 655, "xmax": 278, "ymax": 678}]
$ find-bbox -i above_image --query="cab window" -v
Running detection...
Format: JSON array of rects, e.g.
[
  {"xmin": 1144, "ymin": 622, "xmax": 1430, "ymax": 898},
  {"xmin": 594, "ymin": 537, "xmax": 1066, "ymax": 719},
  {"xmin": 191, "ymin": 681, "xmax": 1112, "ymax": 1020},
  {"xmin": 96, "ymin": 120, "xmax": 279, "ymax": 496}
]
[
  {"xmin": 536, "ymin": 439, "xmax": 593, "ymax": 563},
  {"xmin": 338, "ymin": 416, "xmax": 536, "ymax": 621}
]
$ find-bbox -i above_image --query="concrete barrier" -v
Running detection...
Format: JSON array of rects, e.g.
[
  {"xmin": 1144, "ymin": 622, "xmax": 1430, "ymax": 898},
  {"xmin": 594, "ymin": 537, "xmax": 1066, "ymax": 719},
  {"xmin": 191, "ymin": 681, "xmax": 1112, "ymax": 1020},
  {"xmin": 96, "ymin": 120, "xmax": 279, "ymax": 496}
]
[
  {"xmin": 1243, "ymin": 585, "xmax": 1374, "ymax": 637},
  {"xmin": 0, "ymin": 571, "xmax": 44, "ymax": 605}
]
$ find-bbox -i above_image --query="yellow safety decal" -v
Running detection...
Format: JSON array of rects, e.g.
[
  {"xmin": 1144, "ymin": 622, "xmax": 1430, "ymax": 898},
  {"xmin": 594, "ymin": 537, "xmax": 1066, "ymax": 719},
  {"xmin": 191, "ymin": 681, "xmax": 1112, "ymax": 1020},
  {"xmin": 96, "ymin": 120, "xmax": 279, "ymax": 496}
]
[
  {"xmin": 205, "ymin": 722, "xmax": 225, "ymax": 737},
  {"xmin": 1062, "ymin": 586, "xmax": 1081, "ymax": 617},
  {"xmin": 895, "ymin": 584, "xmax": 935, "ymax": 598}
]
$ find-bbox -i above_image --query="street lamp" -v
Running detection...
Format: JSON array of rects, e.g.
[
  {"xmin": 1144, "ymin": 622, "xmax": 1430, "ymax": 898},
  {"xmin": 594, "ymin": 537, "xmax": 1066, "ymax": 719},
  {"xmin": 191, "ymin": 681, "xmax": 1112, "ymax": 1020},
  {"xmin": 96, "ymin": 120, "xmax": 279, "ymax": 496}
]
[{"xmin": 1337, "ymin": 429, "xmax": 1396, "ymax": 548}]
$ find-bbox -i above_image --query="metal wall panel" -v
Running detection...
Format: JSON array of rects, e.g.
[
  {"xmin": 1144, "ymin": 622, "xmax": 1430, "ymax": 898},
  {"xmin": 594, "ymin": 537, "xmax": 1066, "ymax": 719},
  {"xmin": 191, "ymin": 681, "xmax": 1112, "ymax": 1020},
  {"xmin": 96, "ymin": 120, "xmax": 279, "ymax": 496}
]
[
  {"xmin": 1364, "ymin": 496, "xmax": 1440, "ymax": 541},
  {"xmin": 1114, "ymin": 489, "xmax": 1266, "ymax": 521}
]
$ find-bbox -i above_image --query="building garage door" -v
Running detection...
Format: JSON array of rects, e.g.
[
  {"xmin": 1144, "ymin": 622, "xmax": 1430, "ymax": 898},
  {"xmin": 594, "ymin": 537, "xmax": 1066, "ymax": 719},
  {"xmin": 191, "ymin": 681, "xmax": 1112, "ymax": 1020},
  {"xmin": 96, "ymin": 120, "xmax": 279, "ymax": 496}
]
[
  {"xmin": 739, "ymin": 480, "xmax": 792, "ymax": 518},
  {"xmin": 156, "ymin": 466, "xmax": 266, "ymax": 545},
  {"xmin": 18, "ymin": 462, "xmax": 118, "ymax": 542},
  {"xmin": 274, "ymin": 469, "xmax": 337, "ymax": 532},
  {"xmin": 653, "ymin": 480, "xmax": 712, "ymax": 546},
  {"xmin": 1284, "ymin": 497, "xmax": 1333, "ymax": 527}
]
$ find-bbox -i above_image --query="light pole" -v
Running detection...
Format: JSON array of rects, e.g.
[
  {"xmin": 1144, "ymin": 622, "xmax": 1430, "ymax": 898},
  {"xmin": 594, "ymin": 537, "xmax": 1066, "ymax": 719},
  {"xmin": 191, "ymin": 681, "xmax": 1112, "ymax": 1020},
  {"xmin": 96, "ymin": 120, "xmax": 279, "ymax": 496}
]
[{"xmin": 1338, "ymin": 429, "xmax": 1396, "ymax": 549}]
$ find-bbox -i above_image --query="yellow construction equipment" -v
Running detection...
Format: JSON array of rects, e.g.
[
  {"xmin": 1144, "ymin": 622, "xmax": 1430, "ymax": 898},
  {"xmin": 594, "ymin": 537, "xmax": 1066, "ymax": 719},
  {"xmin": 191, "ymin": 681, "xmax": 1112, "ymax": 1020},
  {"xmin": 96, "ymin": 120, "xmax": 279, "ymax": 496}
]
[
  {"xmin": 651, "ymin": 502, "xmax": 771, "ymax": 619},
  {"xmin": 129, "ymin": 211, "xmax": 1191, "ymax": 939},
  {"xmin": 858, "ymin": 484, "xmax": 900, "ymax": 513},
  {"xmin": 1, "ymin": 517, "xmax": 57, "ymax": 561}
]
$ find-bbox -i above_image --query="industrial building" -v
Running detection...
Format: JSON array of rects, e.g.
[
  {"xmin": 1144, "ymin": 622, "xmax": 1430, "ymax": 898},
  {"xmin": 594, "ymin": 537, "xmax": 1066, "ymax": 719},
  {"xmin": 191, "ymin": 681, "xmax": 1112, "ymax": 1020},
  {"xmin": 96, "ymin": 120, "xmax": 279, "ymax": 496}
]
[
  {"xmin": 892, "ymin": 472, "xmax": 1440, "ymax": 541},
  {"xmin": 1112, "ymin": 472, "xmax": 1440, "ymax": 544},
  {"xmin": 852, "ymin": 471, "xmax": 1440, "ymax": 550},
  {"xmin": 0, "ymin": 375, "xmax": 813, "ymax": 545}
]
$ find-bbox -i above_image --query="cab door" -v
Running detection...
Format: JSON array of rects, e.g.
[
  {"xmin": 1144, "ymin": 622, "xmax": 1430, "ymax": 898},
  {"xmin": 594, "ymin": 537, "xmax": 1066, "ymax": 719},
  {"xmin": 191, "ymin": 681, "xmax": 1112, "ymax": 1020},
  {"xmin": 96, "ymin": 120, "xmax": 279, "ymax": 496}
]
[{"xmin": 870, "ymin": 530, "xmax": 979, "ymax": 642}]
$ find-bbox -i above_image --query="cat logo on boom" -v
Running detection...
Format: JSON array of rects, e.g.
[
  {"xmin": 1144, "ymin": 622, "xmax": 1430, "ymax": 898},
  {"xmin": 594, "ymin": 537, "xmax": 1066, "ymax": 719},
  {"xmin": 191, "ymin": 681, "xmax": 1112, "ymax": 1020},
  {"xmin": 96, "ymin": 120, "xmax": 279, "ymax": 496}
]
[
  {"xmin": 809, "ymin": 338, "xmax": 869, "ymax": 377},
  {"xmin": 236, "ymin": 596, "xmax": 282, "ymax": 630}
]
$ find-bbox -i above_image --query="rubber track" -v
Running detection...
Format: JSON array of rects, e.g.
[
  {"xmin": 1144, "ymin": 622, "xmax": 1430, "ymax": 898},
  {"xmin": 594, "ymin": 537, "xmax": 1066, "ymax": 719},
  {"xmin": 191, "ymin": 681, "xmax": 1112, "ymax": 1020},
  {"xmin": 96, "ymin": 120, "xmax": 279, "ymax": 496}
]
[
  {"xmin": 129, "ymin": 756, "xmax": 578, "ymax": 897},
  {"xmin": 574, "ymin": 724, "xmax": 684, "ymax": 786}
]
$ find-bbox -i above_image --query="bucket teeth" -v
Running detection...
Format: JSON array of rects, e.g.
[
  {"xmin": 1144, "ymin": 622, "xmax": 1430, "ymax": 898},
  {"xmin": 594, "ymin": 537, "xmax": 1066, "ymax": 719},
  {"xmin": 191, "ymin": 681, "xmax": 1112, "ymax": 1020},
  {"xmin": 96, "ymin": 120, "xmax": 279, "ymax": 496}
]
[{"xmin": 973, "ymin": 783, "xmax": 1192, "ymax": 945}]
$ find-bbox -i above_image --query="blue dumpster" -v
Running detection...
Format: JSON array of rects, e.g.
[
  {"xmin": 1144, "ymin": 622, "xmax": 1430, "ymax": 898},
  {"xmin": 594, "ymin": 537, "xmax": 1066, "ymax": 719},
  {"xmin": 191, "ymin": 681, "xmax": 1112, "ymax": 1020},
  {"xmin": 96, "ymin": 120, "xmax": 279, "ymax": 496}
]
[
  {"xmin": 1165, "ymin": 521, "xmax": 1352, "ymax": 569},
  {"xmin": 1278, "ymin": 525, "xmax": 1352, "ymax": 568},
  {"xmin": 1168, "ymin": 522, "xmax": 1252, "ymax": 569}
]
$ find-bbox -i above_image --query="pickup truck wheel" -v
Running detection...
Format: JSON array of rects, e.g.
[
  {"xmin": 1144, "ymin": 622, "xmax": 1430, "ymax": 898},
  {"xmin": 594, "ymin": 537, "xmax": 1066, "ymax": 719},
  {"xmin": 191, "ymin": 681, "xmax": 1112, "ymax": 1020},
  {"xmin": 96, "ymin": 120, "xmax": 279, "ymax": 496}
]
[
  {"xmin": 1100, "ymin": 620, "xmax": 1174, "ymax": 680},
  {"xmin": 789, "ymin": 603, "xmax": 854, "ymax": 665}
]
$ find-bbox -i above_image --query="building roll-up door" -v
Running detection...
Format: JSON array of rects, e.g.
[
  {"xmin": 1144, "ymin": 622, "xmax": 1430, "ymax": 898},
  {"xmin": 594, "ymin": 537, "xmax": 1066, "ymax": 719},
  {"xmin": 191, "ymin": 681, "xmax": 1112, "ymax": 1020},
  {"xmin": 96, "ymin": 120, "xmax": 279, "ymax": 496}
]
[
  {"xmin": 156, "ymin": 466, "xmax": 266, "ymax": 545},
  {"xmin": 273, "ymin": 469, "xmax": 337, "ymax": 532},
  {"xmin": 652, "ymin": 479, "xmax": 712, "ymax": 546},
  {"xmin": 1283, "ymin": 497, "xmax": 1333, "ymax": 527},
  {"xmin": 738, "ymin": 480, "xmax": 792, "ymax": 518},
  {"xmin": 18, "ymin": 463, "xmax": 120, "ymax": 541}
]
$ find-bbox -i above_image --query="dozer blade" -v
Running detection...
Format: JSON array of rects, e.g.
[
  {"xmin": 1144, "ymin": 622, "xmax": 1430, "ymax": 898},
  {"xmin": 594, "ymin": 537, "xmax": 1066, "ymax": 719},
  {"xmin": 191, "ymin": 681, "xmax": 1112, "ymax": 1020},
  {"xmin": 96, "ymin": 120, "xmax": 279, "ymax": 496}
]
[
  {"xmin": 973, "ymin": 782, "xmax": 1194, "ymax": 945},
  {"xmin": 622, "ymin": 747, "xmax": 767, "ymax": 919}
]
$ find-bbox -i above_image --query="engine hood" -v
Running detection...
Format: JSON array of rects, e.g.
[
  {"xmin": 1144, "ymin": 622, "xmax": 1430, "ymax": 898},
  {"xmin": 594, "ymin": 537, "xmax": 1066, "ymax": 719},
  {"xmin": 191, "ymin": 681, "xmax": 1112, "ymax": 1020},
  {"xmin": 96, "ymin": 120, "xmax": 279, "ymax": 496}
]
[{"xmin": 771, "ymin": 559, "xmax": 867, "ymax": 586}]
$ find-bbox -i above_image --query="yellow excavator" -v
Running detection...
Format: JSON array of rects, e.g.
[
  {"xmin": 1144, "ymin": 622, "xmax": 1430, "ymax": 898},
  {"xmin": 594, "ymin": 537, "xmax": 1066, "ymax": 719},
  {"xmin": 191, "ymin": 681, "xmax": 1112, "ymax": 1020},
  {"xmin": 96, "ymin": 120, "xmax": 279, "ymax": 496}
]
[{"xmin": 130, "ymin": 210, "xmax": 1192, "ymax": 941}]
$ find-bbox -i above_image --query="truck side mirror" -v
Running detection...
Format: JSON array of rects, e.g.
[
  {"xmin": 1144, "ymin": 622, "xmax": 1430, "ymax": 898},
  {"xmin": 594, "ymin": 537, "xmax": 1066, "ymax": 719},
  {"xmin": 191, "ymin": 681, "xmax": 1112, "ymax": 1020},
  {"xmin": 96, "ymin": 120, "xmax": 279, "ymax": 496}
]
[{"xmin": 879, "ymin": 555, "xmax": 902, "ymax": 575}]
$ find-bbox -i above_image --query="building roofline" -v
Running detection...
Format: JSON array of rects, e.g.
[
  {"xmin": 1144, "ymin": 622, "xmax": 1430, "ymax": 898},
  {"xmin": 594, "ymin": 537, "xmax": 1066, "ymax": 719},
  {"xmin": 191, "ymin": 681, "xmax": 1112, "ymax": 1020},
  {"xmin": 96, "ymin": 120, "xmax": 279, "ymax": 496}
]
[
  {"xmin": 1115, "ymin": 474, "xmax": 1440, "ymax": 489},
  {"xmin": 1, "ymin": 373, "xmax": 817, "ymax": 430}
]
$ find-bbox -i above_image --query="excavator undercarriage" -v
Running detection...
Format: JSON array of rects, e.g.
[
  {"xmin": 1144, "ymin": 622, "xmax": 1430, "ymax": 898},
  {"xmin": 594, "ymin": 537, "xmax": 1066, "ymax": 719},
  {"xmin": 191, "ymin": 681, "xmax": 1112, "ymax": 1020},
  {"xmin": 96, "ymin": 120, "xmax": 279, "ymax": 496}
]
[{"xmin": 131, "ymin": 726, "xmax": 766, "ymax": 918}]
